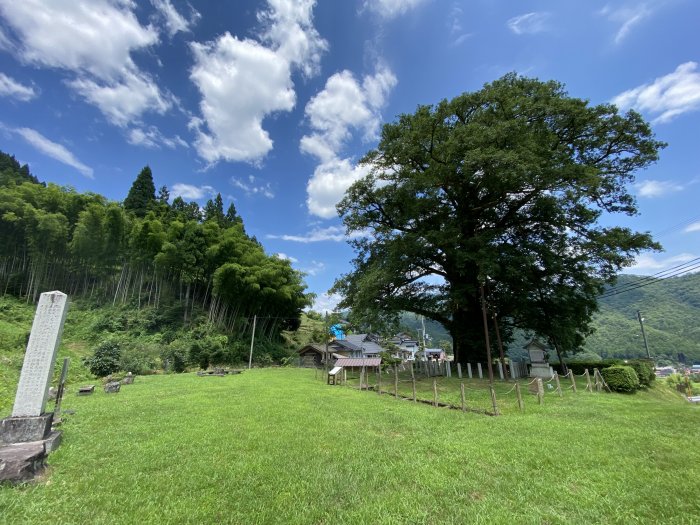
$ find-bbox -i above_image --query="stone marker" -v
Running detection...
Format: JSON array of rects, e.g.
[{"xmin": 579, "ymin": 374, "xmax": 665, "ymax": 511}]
[
  {"xmin": 121, "ymin": 372, "xmax": 134, "ymax": 385},
  {"xmin": 104, "ymin": 381, "xmax": 121, "ymax": 393},
  {"xmin": 0, "ymin": 291, "xmax": 69, "ymax": 483},
  {"xmin": 78, "ymin": 385, "xmax": 95, "ymax": 395},
  {"xmin": 12, "ymin": 291, "xmax": 69, "ymax": 418}
]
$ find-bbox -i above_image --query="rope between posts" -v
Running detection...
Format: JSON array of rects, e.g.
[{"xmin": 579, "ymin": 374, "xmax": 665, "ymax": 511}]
[{"xmin": 502, "ymin": 384, "xmax": 517, "ymax": 395}]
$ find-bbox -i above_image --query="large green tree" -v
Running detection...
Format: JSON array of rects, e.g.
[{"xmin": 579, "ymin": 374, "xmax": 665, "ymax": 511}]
[
  {"xmin": 333, "ymin": 74, "xmax": 665, "ymax": 365},
  {"xmin": 124, "ymin": 166, "xmax": 156, "ymax": 217}
]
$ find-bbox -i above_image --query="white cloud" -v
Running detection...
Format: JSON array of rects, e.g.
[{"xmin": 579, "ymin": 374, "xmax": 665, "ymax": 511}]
[
  {"xmin": 230, "ymin": 175, "xmax": 275, "ymax": 199},
  {"xmin": 69, "ymin": 70, "xmax": 175, "ymax": 127},
  {"xmin": 127, "ymin": 126, "xmax": 188, "ymax": 149},
  {"xmin": 634, "ymin": 179, "xmax": 683, "ymax": 198},
  {"xmin": 274, "ymin": 253, "xmax": 299, "ymax": 263},
  {"xmin": 301, "ymin": 67, "xmax": 396, "ymax": 218},
  {"xmin": 599, "ymin": 4, "xmax": 652, "ymax": 44},
  {"xmin": 189, "ymin": 0, "xmax": 326, "ymax": 165},
  {"xmin": 258, "ymin": 0, "xmax": 327, "ymax": 78},
  {"xmin": 612, "ymin": 62, "xmax": 700, "ymax": 124},
  {"xmin": 171, "ymin": 183, "xmax": 216, "ymax": 200},
  {"xmin": 301, "ymin": 260, "xmax": 325, "ymax": 276},
  {"xmin": 310, "ymin": 292, "xmax": 343, "ymax": 314},
  {"xmin": 267, "ymin": 225, "xmax": 368, "ymax": 243},
  {"xmin": 362, "ymin": 0, "xmax": 429, "ymax": 20},
  {"xmin": 624, "ymin": 253, "xmax": 698, "ymax": 274},
  {"xmin": 684, "ymin": 222, "xmax": 700, "ymax": 233},
  {"xmin": 0, "ymin": 0, "xmax": 173, "ymax": 126},
  {"xmin": 11, "ymin": 126, "xmax": 93, "ymax": 178},
  {"xmin": 151, "ymin": 0, "xmax": 200, "ymax": 37},
  {"xmin": 306, "ymin": 158, "xmax": 371, "ymax": 218},
  {"xmin": 0, "ymin": 73, "xmax": 37, "ymax": 101},
  {"xmin": 507, "ymin": 12, "xmax": 550, "ymax": 35}
]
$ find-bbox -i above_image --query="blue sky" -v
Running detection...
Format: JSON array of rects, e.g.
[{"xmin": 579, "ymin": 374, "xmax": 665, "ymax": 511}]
[{"xmin": 0, "ymin": 0, "xmax": 698, "ymax": 311}]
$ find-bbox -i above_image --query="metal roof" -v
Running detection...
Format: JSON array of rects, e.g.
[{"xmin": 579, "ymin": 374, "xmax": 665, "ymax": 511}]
[{"xmin": 333, "ymin": 358, "xmax": 382, "ymax": 367}]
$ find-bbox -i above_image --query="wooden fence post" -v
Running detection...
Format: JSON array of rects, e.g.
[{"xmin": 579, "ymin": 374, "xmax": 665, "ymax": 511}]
[
  {"xmin": 433, "ymin": 378, "xmax": 438, "ymax": 407},
  {"xmin": 593, "ymin": 368, "xmax": 602, "ymax": 393},
  {"xmin": 554, "ymin": 372, "xmax": 562, "ymax": 397},
  {"xmin": 394, "ymin": 364, "xmax": 399, "ymax": 399},
  {"xmin": 515, "ymin": 382, "xmax": 524, "ymax": 412},
  {"xmin": 584, "ymin": 369, "xmax": 592, "ymax": 392},
  {"xmin": 569, "ymin": 370, "xmax": 577, "ymax": 393},
  {"xmin": 411, "ymin": 362, "xmax": 417, "ymax": 402},
  {"xmin": 489, "ymin": 385, "xmax": 500, "ymax": 416},
  {"xmin": 460, "ymin": 382, "xmax": 466, "ymax": 412},
  {"xmin": 537, "ymin": 378, "xmax": 544, "ymax": 405}
]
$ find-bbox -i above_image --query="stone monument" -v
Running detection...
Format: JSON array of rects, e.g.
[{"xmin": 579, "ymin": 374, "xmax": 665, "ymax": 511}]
[
  {"xmin": 0, "ymin": 291, "xmax": 69, "ymax": 483},
  {"xmin": 526, "ymin": 338, "xmax": 552, "ymax": 379}
]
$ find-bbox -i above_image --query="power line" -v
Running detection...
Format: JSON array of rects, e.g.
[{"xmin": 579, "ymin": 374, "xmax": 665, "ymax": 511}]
[
  {"xmin": 600, "ymin": 257, "xmax": 700, "ymax": 296},
  {"xmin": 600, "ymin": 261, "xmax": 700, "ymax": 298}
]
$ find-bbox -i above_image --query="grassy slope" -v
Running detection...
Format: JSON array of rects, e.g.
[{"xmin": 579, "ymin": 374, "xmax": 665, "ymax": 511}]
[{"xmin": 1, "ymin": 369, "xmax": 699, "ymax": 524}]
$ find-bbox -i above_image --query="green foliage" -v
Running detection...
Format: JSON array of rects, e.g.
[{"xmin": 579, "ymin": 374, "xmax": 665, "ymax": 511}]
[
  {"xmin": 0, "ymin": 150, "xmax": 310, "ymax": 343},
  {"xmin": 83, "ymin": 340, "xmax": 122, "ymax": 377},
  {"xmin": 626, "ymin": 359, "xmax": 655, "ymax": 387},
  {"xmin": 601, "ymin": 365, "xmax": 640, "ymax": 393},
  {"xmin": 334, "ymin": 73, "xmax": 664, "ymax": 365},
  {"xmin": 565, "ymin": 359, "xmax": 622, "ymax": 375},
  {"xmin": 586, "ymin": 272, "xmax": 700, "ymax": 362},
  {"xmin": 123, "ymin": 165, "xmax": 156, "ymax": 217}
]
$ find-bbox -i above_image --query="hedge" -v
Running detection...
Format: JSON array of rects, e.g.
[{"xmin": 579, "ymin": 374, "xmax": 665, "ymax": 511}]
[
  {"xmin": 626, "ymin": 359, "xmax": 655, "ymax": 387},
  {"xmin": 564, "ymin": 359, "xmax": 623, "ymax": 375},
  {"xmin": 601, "ymin": 365, "xmax": 640, "ymax": 393}
]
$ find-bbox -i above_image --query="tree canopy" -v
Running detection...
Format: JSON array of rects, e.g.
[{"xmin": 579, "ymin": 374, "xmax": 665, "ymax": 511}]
[{"xmin": 332, "ymin": 74, "xmax": 665, "ymax": 365}]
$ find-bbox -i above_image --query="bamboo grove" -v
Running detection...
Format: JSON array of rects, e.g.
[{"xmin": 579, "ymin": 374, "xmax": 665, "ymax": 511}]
[{"xmin": 0, "ymin": 151, "xmax": 312, "ymax": 342}]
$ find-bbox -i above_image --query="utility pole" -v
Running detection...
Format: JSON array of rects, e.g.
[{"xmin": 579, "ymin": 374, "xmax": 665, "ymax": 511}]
[
  {"xmin": 248, "ymin": 314, "xmax": 257, "ymax": 369},
  {"xmin": 480, "ymin": 284, "xmax": 495, "ymax": 383},
  {"xmin": 637, "ymin": 310, "xmax": 651, "ymax": 359}
]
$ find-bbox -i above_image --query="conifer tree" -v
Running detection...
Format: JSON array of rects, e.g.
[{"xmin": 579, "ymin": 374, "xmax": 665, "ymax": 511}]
[{"xmin": 124, "ymin": 166, "xmax": 156, "ymax": 217}]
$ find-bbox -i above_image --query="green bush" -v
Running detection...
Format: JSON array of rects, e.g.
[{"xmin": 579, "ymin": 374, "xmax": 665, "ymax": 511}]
[
  {"xmin": 601, "ymin": 365, "xmax": 640, "ymax": 393},
  {"xmin": 119, "ymin": 344, "xmax": 161, "ymax": 375},
  {"xmin": 566, "ymin": 359, "xmax": 622, "ymax": 375},
  {"xmin": 626, "ymin": 360, "xmax": 655, "ymax": 387},
  {"xmin": 83, "ymin": 340, "xmax": 122, "ymax": 377}
]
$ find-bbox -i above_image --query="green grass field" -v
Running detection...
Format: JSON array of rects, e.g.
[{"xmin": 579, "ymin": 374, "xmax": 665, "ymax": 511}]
[{"xmin": 1, "ymin": 369, "xmax": 700, "ymax": 524}]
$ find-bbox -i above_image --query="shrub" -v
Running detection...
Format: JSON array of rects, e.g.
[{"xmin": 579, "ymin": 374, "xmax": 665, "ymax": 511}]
[
  {"xmin": 83, "ymin": 340, "xmax": 122, "ymax": 377},
  {"xmin": 119, "ymin": 344, "xmax": 161, "ymax": 375},
  {"xmin": 601, "ymin": 365, "xmax": 640, "ymax": 393},
  {"xmin": 566, "ymin": 359, "xmax": 622, "ymax": 375},
  {"xmin": 626, "ymin": 359, "xmax": 655, "ymax": 387}
]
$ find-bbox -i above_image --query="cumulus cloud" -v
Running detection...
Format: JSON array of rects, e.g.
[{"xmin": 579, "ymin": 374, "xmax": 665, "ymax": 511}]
[
  {"xmin": 612, "ymin": 62, "xmax": 700, "ymax": 124},
  {"xmin": 0, "ymin": 73, "xmax": 37, "ymax": 101},
  {"xmin": 151, "ymin": 0, "xmax": 200, "ymax": 37},
  {"xmin": 599, "ymin": 4, "xmax": 652, "ymax": 44},
  {"xmin": 171, "ymin": 183, "xmax": 216, "ymax": 200},
  {"xmin": 301, "ymin": 66, "xmax": 396, "ymax": 218},
  {"xmin": 310, "ymin": 292, "xmax": 343, "ymax": 314},
  {"xmin": 634, "ymin": 179, "xmax": 684, "ymax": 198},
  {"xmin": 189, "ymin": 0, "xmax": 326, "ymax": 165},
  {"xmin": 230, "ymin": 175, "xmax": 275, "ymax": 199},
  {"xmin": 624, "ymin": 253, "xmax": 698, "ymax": 274},
  {"xmin": 0, "ymin": 0, "xmax": 173, "ymax": 126},
  {"xmin": 684, "ymin": 222, "xmax": 700, "ymax": 233},
  {"xmin": 362, "ymin": 0, "xmax": 429, "ymax": 20},
  {"xmin": 10, "ymin": 126, "xmax": 93, "ymax": 178},
  {"xmin": 507, "ymin": 12, "xmax": 550, "ymax": 35},
  {"xmin": 274, "ymin": 253, "xmax": 299, "ymax": 263},
  {"xmin": 301, "ymin": 260, "xmax": 325, "ymax": 276},
  {"xmin": 267, "ymin": 225, "xmax": 368, "ymax": 243},
  {"xmin": 127, "ymin": 126, "xmax": 188, "ymax": 149}
]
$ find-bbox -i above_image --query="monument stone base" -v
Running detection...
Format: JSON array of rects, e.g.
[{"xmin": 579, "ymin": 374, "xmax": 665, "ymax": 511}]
[
  {"xmin": 530, "ymin": 364, "xmax": 554, "ymax": 379},
  {"xmin": 0, "ymin": 413, "xmax": 53, "ymax": 445},
  {"xmin": 0, "ymin": 442, "xmax": 47, "ymax": 483}
]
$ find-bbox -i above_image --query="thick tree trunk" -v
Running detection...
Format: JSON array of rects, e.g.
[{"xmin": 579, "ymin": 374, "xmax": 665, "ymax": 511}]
[{"xmin": 449, "ymin": 305, "xmax": 489, "ymax": 366}]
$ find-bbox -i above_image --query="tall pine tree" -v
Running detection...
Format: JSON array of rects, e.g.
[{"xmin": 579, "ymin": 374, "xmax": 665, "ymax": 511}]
[{"xmin": 124, "ymin": 166, "xmax": 156, "ymax": 217}]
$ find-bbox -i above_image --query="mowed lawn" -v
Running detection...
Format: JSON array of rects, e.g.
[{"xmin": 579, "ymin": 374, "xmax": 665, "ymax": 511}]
[{"xmin": 1, "ymin": 369, "xmax": 700, "ymax": 524}]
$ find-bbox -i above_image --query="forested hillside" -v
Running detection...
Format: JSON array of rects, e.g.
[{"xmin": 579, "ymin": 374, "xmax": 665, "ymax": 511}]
[
  {"xmin": 584, "ymin": 273, "xmax": 700, "ymax": 363},
  {"xmin": 0, "ymin": 150, "xmax": 311, "ymax": 369}
]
